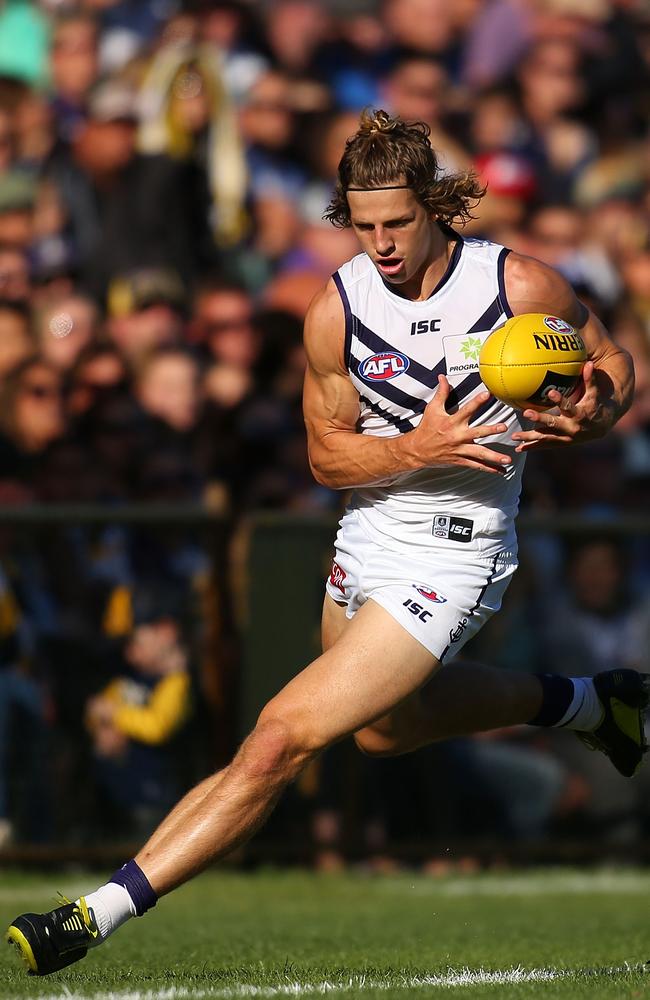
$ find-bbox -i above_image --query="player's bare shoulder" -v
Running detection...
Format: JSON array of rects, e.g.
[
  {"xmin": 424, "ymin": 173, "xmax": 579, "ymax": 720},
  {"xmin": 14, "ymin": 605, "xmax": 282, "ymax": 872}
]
[
  {"xmin": 504, "ymin": 251, "xmax": 585, "ymax": 329},
  {"xmin": 304, "ymin": 278, "xmax": 346, "ymax": 375}
]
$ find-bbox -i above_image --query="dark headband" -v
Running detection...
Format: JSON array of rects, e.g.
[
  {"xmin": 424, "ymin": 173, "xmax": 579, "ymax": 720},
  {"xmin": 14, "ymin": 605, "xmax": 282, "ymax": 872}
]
[{"xmin": 346, "ymin": 185, "xmax": 410, "ymax": 191}]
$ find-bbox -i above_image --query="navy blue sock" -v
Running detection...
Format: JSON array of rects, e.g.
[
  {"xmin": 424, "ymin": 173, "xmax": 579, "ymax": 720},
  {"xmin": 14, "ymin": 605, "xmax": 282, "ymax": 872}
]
[
  {"xmin": 528, "ymin": 674, "xmax": 575, "ymax": 727},
  {"xmin": 110, "ymin": 860, "xmax": 158, "ymax": 916}
]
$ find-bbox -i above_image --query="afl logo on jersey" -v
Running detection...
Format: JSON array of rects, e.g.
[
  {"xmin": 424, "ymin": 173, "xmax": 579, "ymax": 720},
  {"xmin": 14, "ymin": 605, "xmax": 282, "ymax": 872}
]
[
  {"xmin": 414, "ymin": 585, "xmax": 447, "ymax": 604},
  {"xmin": 359, "ymin": 352, "xmax": 410, "ymax": 382}
]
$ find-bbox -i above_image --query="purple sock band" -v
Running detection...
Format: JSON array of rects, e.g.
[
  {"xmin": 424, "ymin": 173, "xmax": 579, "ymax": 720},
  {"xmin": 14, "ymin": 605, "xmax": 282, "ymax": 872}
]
[
  {"xmin": 528, "ymin": 673, "xmax": 575, "ymax": 727},
  {"xmin": 110, "ymin": 860, "xmax": 158, "ymax": 916}
]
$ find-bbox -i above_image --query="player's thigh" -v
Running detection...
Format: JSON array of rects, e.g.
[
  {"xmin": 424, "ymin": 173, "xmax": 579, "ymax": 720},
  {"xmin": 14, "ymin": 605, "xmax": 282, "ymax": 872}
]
[
  {"xmin": 260, "ymin": 597, "xmax": 440, "ymax": 751},
  {"xmin": 321, "ymin": 593, "xmax": 351, "ymax": 651}
]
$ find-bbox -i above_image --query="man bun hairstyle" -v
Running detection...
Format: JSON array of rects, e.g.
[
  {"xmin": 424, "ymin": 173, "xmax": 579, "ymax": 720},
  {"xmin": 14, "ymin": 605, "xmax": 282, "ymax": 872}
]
[{"xmin": 324, "ymin": 109, "xmax": 485, "ymax": 229}]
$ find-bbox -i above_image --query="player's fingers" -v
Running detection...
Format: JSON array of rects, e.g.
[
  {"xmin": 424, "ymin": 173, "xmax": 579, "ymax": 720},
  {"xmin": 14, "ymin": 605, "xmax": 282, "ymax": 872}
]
[
  {"xmin": 569, "ymin": 362, "xmax": 598, "ymax": 411},
  {"xmin": 513, "ymin": 424, "xmax": 576, "ymax": 444},
  {"xmin": 469, "ymin": 422, "xmax": 508, "ymax": 439},
  {"xmin": 518, "ymin": 409, "xmax": 576, "ymax": 433},
  {"xmin": 457, "ymin": 389, "xmax": 491, "ymax": 420},
  {"xmin": 515, "ymin": 436, "xmax": 573, "ymax": 452},
  {"xmin": 514, "ymin": 427, "xmax": 573, "ymax": 442},
  {"xmin": 558, "ymin": 394, "xmax": 577, "ymax": 415},
  {"xmin": 545, "ymin": 389, "xmax": 576, "ymax": 415},
  {"xmin": 513, "ymin": 430, "xmax": 573, "ymax": 451},
  {"xmin": 464, "ymin": 444, "xmax": 512, "ymax": 468},
  {"xmin": 434, "ymin": 373, "xmax": 450, "ymax": 406},
  {"xmin": 534, "ymin": 411, "xmax": 564, "ymax": 430}
]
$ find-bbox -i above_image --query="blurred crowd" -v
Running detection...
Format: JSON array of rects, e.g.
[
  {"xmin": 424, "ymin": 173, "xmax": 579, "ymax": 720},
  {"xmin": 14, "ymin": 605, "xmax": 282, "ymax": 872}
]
[
  {"xmin": 0, "ymin": 0, "xmax": 650, "ymax": 857},
  {"xmin": 0, "ymin": 0, "xmax": 648, "ymax": 508}
]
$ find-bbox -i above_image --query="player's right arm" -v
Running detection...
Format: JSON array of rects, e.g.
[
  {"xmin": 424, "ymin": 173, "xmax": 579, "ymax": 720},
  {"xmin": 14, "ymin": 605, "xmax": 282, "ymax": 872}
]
[{"xmin": 303, "ymin": 280, "xmax": 511, "ymax": 490}]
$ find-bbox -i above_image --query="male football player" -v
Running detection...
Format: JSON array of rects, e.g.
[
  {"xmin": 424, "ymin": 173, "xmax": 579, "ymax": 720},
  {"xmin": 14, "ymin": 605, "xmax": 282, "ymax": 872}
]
[{"xmin": 7, "ymin": 111, "xmax": 647, "ymax": 975}]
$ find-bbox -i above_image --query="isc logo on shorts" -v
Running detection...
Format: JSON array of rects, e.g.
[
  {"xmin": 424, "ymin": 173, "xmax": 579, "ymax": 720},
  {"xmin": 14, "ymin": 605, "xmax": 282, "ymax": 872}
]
[
  {"xmin": 359, "ymin": 352, "xmax": 410, "ymax": 381},
  {"xmin": 433, "ymin": 514, "xmax": 474, "ymax": 542}
]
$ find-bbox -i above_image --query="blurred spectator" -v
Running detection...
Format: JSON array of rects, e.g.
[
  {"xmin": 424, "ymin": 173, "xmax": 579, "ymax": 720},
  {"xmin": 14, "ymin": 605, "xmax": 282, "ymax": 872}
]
[
  {"xmin": 384, "ymin": 54, "xmax": 470, "ymax": 176},
  {"xmin": 47, "ymin": 79, "xmax": 215, "ymax": 298},
  {"xmin": 188, "ymin": 277, "xmax": 257, "ymax": 410},
  {"xmin": 298, "ymin": 111, "xmax": 376, "ymax": 272},
  {"xmin": 67, "ymin": 344, "xmax": 128, "ymax": 419},
  {"xmin": 315, "ymin": 6, "xmax": 385, "ymax": 111},
  {"xmin": 135, "ymin": 346, "xmax": 202, "ymax": 435},
  {"xmin": 0, "ymin": 244, "xmax": 30, "ymax": 303},
  {"xmin": 526, "ymin": 203, "xmax": 620, "ymax": 303},
  {"xmin": 12, "ymin": 85, "xmax": 54, "ymax": 170},
  {"xmin": 263, "ymin": 269, "xmax": 323, "ymax": 319},
  {"xmin": 239, "ymin": 70, "xmax": 301, "ymax": 192},
  {"xmin": 621, "ymin": 246, "xmax": 650, "ymax": 340},
  {"xmin": 0, "ymin": 171, "xmax": 36, "ymax": 247},
  {"xmin": 0, "ymin": 566, "xmax": 48, "ymax": 847},
  {"xmin": 543, "ymin": 537, "xmax": 650, "ymax": 677},
  {"xmin": 0, "ymin": 106, "xmax": 14, "ymax": 173},
  {"xmin": 382, "ymin": 0, "xmax": 455, "ymax": 59},
  {"xmin": 518, "ymin": 37, "xmax": 585, "ymax": 128},
  {"xmin": 0, "ymin": 301, "xmax": 33, "ymax": 377},
  {"xmin": 198, "ymin": 2, "xmax": 268, "ymax": 102},
  {"xmin": 0, "ymin": 357, "xmax": 66, "ymax": 496},
  {"xmin": 540, "ymin": 537, "xmax": 650, "ymax": 842},
  {"xmin": 461, "ymin": 0, "xmax": 533, "ymax": 89},
  {"xmin": 264, "ymin": 0, "xmax": 331, "ymax": 77},
  {"xmin": 106, "ymin": 267, "xmax": 185, "ymax": 365},
  {"xmin": 30, "ymin": 179, "xmax": 76, "ymax": 291},
  {"xmin": 467, "ymin": 85, "xmax": 531, "ymax": 158},
  {"xmin": 138, "ymin": 44, "xmax": 248, "ymax": 246},
  {"xmin": 471, "ymin": 150, "xmax": 538, "ymax": 235},
  {"xmin": 49, "ymin": 13, "xmax": 99, "ymax": 143},
  {"xmin": 85, "ymin": 584, "xmax": 192, "ymax": 835}
]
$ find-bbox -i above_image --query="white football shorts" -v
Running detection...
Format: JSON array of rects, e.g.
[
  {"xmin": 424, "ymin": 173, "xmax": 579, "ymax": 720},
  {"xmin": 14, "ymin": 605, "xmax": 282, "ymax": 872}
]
[{"xmin": 325, "ymin": 509, "xmax": 518, "ymax": 662}]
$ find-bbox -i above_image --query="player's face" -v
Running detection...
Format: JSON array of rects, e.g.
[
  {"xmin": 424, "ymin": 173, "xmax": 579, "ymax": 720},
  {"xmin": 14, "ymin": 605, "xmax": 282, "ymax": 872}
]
[{"xmin": 347, "ymin": 185, "xmax": 439, "ymax": 289}]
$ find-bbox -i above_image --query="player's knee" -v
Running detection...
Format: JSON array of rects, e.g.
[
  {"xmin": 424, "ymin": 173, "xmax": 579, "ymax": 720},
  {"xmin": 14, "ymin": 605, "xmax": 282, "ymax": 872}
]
[{"xmin": 245, "ymin": 712, "xmax": 315, "ymax": 781}]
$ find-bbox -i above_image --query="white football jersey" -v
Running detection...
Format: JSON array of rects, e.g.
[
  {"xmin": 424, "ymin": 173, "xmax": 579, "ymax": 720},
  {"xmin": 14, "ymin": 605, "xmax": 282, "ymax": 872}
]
[{"xmin": 332, "ymin": 234, "xmax": 526, "ymax": 557}]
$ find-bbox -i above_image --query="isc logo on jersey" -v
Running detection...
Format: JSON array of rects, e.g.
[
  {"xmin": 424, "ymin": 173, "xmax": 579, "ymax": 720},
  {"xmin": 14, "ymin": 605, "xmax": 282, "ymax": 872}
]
[{"xmin": 359, "ymin": 352, "xmax": 410, "ymax": 381}]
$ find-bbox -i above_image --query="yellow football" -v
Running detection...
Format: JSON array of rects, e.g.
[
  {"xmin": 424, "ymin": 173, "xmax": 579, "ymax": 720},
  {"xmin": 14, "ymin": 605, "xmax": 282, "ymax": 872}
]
[{"xmin": 479, "ymin": 312, "xmax": 587, "ymax": 410}]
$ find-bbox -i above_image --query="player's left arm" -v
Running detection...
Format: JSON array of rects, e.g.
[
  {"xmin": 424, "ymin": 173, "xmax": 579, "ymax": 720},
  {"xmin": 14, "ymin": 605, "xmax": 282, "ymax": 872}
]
[{"xmin": 504, "ymin": 253, "xmax": 634, "ymax": 452}]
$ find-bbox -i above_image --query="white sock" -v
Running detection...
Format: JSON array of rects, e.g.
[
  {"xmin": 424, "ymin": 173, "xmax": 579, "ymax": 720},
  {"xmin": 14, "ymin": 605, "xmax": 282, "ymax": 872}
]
[
  {"xmin": 556, "ymin": 677, "xmax": 604, "ymax": 731},
  {"xmin": 78, "ymin": 883, "xmax": 136, "ymax": 946}
]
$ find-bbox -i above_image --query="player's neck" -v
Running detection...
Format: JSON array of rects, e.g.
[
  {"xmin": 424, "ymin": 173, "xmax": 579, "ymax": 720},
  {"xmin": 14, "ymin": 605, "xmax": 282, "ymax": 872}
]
[{"xmin": 393, "ymin": 223, "xmax": 458, "ymax": 302}]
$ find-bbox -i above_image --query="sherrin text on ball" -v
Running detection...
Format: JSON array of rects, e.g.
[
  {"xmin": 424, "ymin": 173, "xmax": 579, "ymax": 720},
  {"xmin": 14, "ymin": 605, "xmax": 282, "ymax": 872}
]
[{"xmin": 478, "ymin": 313, "xmax": 587, "ymax": 410}]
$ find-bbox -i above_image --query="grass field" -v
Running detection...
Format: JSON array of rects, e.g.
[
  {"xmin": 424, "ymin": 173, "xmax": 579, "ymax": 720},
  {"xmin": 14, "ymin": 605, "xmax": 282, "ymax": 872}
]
[{"xmin": 1, "ymin": 868, "xmax": 649, "ymax": 999}]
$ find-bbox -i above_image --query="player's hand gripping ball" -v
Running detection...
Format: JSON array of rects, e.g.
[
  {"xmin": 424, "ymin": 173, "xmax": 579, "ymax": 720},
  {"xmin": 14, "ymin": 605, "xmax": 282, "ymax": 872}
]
[{"xmin": 478, "ymin": 313, "xmax": 587, "ymax": 410}]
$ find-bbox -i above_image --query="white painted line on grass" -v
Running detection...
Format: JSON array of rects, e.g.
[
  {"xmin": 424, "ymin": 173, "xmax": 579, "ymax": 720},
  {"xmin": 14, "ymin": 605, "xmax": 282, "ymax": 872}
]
[
  {"xmin": 379, "ymin": 871, "xmax": 650, "ymax": 897},
  {"xmin": 28, "ymin": 967, "xmax": 570, "ymax": 1000}
]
